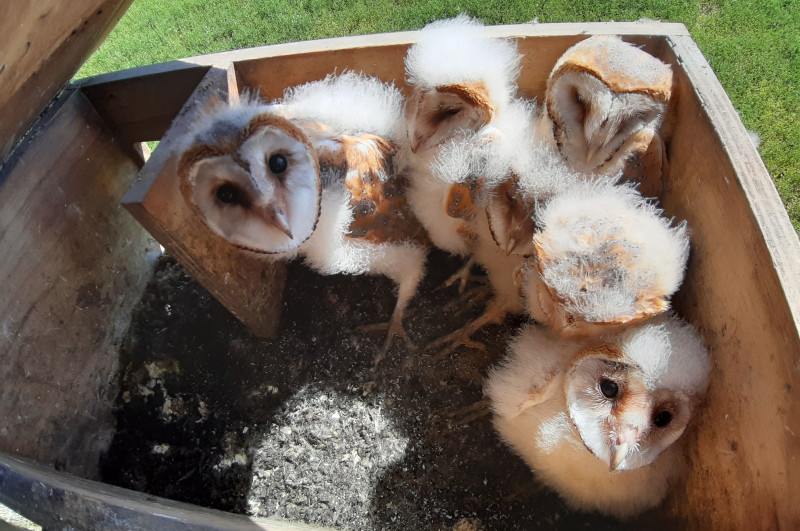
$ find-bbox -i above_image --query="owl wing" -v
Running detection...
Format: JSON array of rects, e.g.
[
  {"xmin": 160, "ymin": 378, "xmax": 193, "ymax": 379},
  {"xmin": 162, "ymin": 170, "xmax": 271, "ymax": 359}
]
[
  {"xmin": 486, "ymin": 323, "xmax": 578, "ymax": 419},
  {"xmin": 440, "ymin": 179, "xmax": 484, "ymax": 244},
  {"xmin": 291, "ymin": 117, "xmax": 429, "ymax": 246},
  {"xmin": 344, "ymin": 169, "xmax": 430, "ymax": 246},
  {"xmin": 485, "ymin": 175, "xmax": 539, "ymax": 256}
]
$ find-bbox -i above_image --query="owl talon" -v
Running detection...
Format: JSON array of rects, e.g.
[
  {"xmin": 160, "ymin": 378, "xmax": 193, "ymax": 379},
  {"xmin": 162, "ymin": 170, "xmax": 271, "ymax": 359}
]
[
  {"xmin": 440, "ymin": 284, "xmax": 492, "ymax": 315},
  {"xmin": 445, "ymin": 399, "xmax": 491, "ymax": 430},
  {"xmin": 441, "ymin": 258, "xmax": 481, "ymax": 293},
  {"xmin": 426, "ymin": 297, "xmax": 507, "ymax": 360},
  {"xmin": 357, "ymin": 317, "xmax": 416, "ymax": 364},
  {"xmin": 429, "ymin": 335, "xmax": 487, "ymax": 361}
]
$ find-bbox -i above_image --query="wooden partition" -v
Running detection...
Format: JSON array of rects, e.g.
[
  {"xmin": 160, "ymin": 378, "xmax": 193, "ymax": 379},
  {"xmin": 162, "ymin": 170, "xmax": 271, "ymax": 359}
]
[{"xmin": 120, "ymin": 64, "xmax": 287, "ymax": 338}]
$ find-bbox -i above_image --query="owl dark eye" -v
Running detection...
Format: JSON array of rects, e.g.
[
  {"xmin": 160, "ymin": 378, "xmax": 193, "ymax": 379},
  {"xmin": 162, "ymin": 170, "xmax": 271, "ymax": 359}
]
[
  {"xmin": 268, "ymin": 153, "xmax": 288, "ymax": 174},
  {"xmin": 653, "ymin": 410, "xmax": 673, "ymax": 428},
  {"xmin": 216, "ymin": 183, "xmax": 241, "ymax": 205},
  {"xmin": 433, "ymin": 106, "xmax": 462, "ymax": 123},
  {"xmin": 599, "ymin": 379, "xmax": 619, "ymax": 399}
]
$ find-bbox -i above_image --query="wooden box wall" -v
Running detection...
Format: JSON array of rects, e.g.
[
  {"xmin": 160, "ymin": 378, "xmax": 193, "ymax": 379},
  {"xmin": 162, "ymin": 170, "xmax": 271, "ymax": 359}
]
[{"xmin": 0, "ymin": 20, "xmax": 798, "ymax": 529}]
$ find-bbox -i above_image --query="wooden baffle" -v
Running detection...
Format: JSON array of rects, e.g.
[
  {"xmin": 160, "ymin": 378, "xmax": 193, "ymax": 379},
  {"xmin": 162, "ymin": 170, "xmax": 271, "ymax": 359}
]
[{"xmin": 0, "ymin": 13, "xmax": 799, "ymax": 529}]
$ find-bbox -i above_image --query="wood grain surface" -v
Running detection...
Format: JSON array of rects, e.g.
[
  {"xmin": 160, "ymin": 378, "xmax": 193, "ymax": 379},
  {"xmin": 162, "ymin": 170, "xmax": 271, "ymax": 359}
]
[{"xmin": 0, "ymin": 89, "xmax": 157, "ymax": 478}]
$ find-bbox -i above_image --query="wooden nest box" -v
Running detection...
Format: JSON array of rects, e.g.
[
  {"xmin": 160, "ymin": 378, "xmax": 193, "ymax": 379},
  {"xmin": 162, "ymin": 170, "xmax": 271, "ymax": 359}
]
[{"xmin": 1, "ymin": 3, "xmax": 799, "ymax": 528}]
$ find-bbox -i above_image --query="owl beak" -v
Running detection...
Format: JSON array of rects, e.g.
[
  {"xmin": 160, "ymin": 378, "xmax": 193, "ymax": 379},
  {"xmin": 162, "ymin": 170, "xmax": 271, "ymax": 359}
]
[
  {"xmin": 409, "ymin": 128, "xmax": 432, "ymax": 154},
  {"xmin": 609, "ymin": 426, "xmax": 640, "ymax": 471},
  {"xmin": 272, "ymin": 208, "xmax": 293, "ymax": 240},
  {"xmin": 258, "ymin": 203, "xmax": 293, "ymax": 240},
  {"xmin": 609, "ymin": 442, "xmax": 629, "ymax": 471},
  {"xmin": 585, "ymin": 144, "xmax": 600, "ymax": 165},
  {"xmin": 406, "ymin": 91, "xmax": 425, "ymax": 153},
  {"xmin": 505, "ymin": 237, "xmax": 518, "ymax": 255}
]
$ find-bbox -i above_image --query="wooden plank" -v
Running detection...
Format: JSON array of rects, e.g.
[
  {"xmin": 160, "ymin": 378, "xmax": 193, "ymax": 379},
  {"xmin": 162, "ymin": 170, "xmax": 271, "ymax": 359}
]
[
  {"xmin": 0, "ymin": 89, "xmax": 158, "ymax": 479},
  {"xmin": 225, "ymin": 21, "xmax": 683, "ymax": 100},
  {"xmin": 0, "ymin": 0, "xmax": 133, "ymax": 162},
  {"xmin": 183, "ymin": 20, "xmax": 689, "ymax": 71},
  {"xmin": 659, "ymin": 35, "xmax": 800, "ymax": 530},
  {"xmin": 234, "ymin": 34, "xmax": 669, "ymax": 113},
  {"xmin": 122, "ymin": 64, "xmax": 286, "ymax": 338},
  {"xmin": 0, "ymin": 453, "xmax": 327, "ymax": 530},
  {"xmin": 79, "ymin": 64, "xmax": 210, "ymax": 148}
]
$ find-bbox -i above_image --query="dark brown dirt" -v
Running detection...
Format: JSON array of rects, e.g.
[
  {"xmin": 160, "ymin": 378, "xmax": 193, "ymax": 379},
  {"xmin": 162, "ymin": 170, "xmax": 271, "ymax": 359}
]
[{"xmin": 101, "ymin": 252, "xmax": 674, "ymax": 530}]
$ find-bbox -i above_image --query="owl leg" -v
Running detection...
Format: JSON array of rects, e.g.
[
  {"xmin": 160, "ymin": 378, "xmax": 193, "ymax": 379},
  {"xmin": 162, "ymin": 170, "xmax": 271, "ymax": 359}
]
[
  {"xmin": 354, "ymin": 244, "xmax": 427, "ymax": 363},
  {"xmin": 441, "ymin": 257, "xmax": 488, "ymax": 293},
  {"xmin": 425, "ymin": 296, "xmax": 508, "ymax": 360},
  {"xmin": 444, "ymin": 398, "xmax": 491, "ymax": 432},
  {"xmin": 374, "ymin": 277, "xmax": 419, "ymax": 361},
  {"xmin": 440, "ymin": 282, "xmax": 493, "ymax": 316}
]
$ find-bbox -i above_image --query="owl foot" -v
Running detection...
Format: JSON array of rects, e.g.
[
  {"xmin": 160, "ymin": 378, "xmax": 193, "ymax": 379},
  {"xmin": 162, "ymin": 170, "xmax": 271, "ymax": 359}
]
[
  {"xmin": 445, "ymin": 399, "xmax": 491, "ymax": 431},
  {"xmin": 356, "ymin": 315, "xmax": 415, "ymax": 364},
  {"xmin": 440, "ymin": 283, "xmax": 492, "ymax": 317},
  {"xmin": 441, "ymin": 258, "xmax": 487, "ymax": 294},
  {"xmin": 426, "ymin": 297, "xmax": 507, "ymax": 360},
  {"xmin": 428, "ymin": 331, "xmax": 487, "ymax": 361}
]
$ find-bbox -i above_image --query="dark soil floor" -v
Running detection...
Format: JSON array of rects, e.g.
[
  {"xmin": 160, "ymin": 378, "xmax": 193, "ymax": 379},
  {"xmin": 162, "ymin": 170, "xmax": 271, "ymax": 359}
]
[{"xmin": 101, "ymin": 252, "xmax": 675, "ymax": 530}]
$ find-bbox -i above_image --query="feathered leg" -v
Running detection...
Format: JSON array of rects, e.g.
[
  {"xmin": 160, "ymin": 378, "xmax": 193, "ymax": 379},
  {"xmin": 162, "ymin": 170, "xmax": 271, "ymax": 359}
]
[
  {"xmin": 425, "ymin": 296, "xmax": 509, "ymax": 360},
  {"xmin": 355, "ymin": 244, "xmax": 427, "ymax": 363}
]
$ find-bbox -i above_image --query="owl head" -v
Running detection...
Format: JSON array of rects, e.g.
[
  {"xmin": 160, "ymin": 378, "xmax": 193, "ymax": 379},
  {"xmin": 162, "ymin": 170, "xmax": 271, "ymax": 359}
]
[
  {"xmin": 178, "ymin": 104, "xmax": 321, "ymax": 254},
  {"xmin": 521, "ymin": 180, "xmax": 689, "ymax": 336},
  {"xmin": 545, "ymin": 35, "xmax": 672, "ymax": 174},
  {"xmin": 565, "ymin": 314, "xmax": 710, "ymax": 470},
  {"xmin": 404, "ymin": 14, "xmax": 521, "ymax": 153}
]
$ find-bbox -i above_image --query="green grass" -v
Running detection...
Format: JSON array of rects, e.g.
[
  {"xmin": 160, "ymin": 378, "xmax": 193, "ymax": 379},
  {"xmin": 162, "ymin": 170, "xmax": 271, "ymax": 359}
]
[{"xmin": 78, "ymin": 0, "xmax": 800, "ymax": 230}]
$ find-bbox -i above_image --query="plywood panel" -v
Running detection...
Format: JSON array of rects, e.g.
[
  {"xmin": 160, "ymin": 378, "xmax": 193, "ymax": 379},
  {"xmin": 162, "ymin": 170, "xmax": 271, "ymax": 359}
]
[
  {"xmin": 0, "ymin": 0, "xmax": 133, "ymax": 161},
  {"xmin": 0, "ymin": 89, "xmax": 158, "ymax": 478},
  {"xmin": 660, "ymin": 35, "xmax": 800, "ymax": 530},
  {"xmin": 80, "ymin": 63, "xmax": 210, "ymax": 148}
]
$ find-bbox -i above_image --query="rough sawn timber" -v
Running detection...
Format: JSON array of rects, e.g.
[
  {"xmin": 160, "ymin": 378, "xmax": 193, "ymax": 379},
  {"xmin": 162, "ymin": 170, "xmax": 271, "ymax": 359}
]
[
  {"xmin": 0, "ymin": 89, "xmax": 158, "ymax": 478},
  {"xmin": 0, "ymin": 0, "xmax": 134, "ymax": 162}
]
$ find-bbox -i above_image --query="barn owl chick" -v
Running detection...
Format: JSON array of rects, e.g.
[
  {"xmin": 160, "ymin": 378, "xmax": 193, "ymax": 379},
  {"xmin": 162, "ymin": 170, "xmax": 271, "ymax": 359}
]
[
  {"xmin": 402, "ymin": 14, "xmax": 521, "ymax": 259},
  {"xmin": 536, "ymin": 35, "xmax": 673, "ymax": 197},
  {"xmin": 179, "ymin": 74, "xmax": 428, "ymax": 357},
  {"xmin": 404, "ymin": 14, "xmax": 520, "ymax": 154},
  {"xmin": 397, "ymin": 16, "xmax": 535, "ymax": 353},
  {"xmin": 485, "ymin": 314, "xmax": 710, "ymax": 518},
  {"xmin": 518, "ymin": 180, "xmax": 689, "ymax": 337},
  {"xmin": 424, "ymin": 99, "xmax": 584, "ymax": 352}
]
